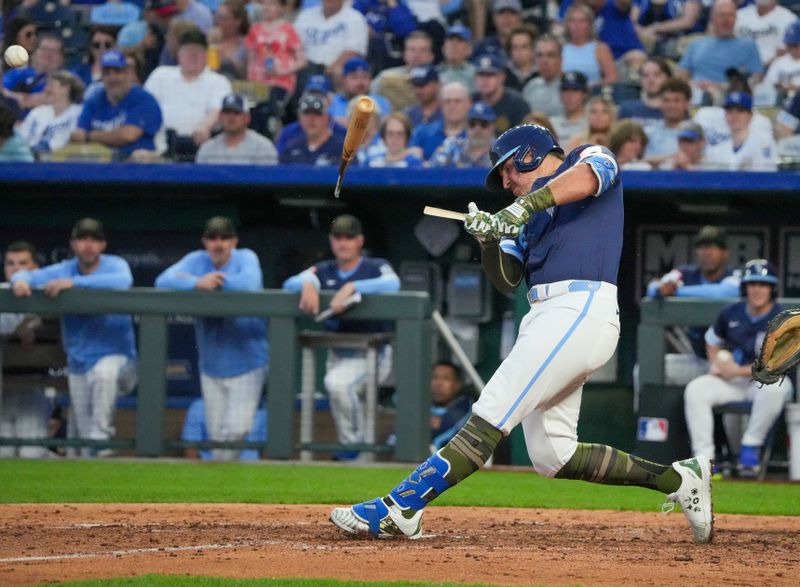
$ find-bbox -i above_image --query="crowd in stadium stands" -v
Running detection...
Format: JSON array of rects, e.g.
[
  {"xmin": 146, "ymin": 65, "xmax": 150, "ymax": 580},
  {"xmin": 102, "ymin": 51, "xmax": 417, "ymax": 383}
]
[{"xmin": 2, "ymin": 0, "xmax": 800, "ymax": 168}]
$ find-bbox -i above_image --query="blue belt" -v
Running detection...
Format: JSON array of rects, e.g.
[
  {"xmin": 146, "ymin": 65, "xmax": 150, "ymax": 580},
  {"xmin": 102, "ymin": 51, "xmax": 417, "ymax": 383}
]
[{"xmin": 526, "ymin": 280, "xmax": 601, "ymax": 305}]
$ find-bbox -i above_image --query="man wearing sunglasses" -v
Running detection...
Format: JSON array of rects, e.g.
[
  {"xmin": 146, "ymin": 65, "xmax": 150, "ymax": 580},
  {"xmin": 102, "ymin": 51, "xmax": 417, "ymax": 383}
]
[{"xmin": 429, "ymin": 101, "xmax": 497, "ymax": 168}]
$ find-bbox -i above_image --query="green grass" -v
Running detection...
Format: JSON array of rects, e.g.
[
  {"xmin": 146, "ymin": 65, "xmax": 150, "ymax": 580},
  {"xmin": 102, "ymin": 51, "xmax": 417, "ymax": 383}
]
[
  {"xmin": 2, "ymin": 459, "xmax": 798, "ymax": 515},
  {"xmin": 46, "ymin": 578, "xmax": 527, "ymax": 587}
]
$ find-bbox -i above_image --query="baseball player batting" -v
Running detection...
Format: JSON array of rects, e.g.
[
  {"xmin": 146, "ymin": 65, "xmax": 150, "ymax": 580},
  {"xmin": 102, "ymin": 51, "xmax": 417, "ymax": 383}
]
[{"xmin": 330, "ymin": 124, "xmax": 714, "ymax": 543}]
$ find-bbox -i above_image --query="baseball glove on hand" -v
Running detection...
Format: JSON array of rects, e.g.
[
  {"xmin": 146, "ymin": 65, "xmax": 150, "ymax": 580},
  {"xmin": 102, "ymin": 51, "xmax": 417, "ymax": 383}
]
[{"xmin": 752, "ymin": 308, "xmax": 800, "ymax": 384}]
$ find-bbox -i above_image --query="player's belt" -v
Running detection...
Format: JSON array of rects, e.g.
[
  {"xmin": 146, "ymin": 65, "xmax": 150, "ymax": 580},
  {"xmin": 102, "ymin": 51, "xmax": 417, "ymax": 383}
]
[{"xmin": 526, "ymin": 280, "xmax": 601, "ymax": 305}]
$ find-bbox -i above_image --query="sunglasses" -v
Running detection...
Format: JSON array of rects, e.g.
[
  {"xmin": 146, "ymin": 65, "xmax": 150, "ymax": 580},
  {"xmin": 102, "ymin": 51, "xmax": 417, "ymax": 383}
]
[
  {"xmin": 22, "ymin": 30, "xmax": 37, "ymax": 39},
  {"xmin": 469, "ymin": 120, "xmax": 491, "ymax": 128},
  {"xmin": 92, "ymin": 41, "xmax": 114, "ymax": 50}
]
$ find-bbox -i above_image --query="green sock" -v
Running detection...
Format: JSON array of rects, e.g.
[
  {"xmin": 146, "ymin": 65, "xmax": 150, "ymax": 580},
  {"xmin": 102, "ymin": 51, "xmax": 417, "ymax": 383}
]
[{"xmin": 555, "ymin": 443, "xmax": 682, "ymax": 494}]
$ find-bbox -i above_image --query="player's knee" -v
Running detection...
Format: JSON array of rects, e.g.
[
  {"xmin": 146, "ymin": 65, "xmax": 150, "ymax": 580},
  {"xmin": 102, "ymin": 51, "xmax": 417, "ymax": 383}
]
[
  {"xmin": 528, "ymin": 442, "xmax": 576, "ymax": 478},
  {"xmin": 684, "ymin": 377, "xmax": 709, "ymax": 407}
]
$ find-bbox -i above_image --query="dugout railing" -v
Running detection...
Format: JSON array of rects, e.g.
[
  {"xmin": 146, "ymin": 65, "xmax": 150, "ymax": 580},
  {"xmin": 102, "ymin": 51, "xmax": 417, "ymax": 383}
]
[
  {"xmin": 0, "ymin": 288, "xmax": 432, "ymax": 461},
  {"xmin": 635, "ymin": 297, "xmax": 800, "ymax": 464}
]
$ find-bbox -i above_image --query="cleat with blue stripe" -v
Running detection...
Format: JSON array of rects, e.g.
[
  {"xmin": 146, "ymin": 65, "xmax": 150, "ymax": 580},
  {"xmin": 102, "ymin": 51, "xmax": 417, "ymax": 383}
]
[{"xmin": 330, "ymin": 496, "xmax": 423, "ymax": 539}]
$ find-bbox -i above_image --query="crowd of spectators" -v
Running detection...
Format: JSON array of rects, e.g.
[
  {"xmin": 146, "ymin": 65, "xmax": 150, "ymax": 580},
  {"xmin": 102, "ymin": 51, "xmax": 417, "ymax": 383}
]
[{"xmin": 2, "ymin": 0, "xmax": 800, "ymax": 169}]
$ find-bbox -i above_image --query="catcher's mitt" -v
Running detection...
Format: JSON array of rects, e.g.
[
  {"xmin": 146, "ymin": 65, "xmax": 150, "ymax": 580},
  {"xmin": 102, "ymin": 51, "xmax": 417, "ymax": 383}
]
[{"xmin": 752, "ymin": 308, "xmax": 800, "ymax": 384}]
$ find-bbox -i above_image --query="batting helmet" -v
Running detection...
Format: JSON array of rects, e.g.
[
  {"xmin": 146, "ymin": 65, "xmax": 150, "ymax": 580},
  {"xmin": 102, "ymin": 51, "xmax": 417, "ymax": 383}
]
[
  {"xmin": 785, "ymin": 20, "xmax": 800, "ymax": 46},
  {"xmin": 485, "ymin": 124, "xmax": 564, "ymax": 192},
  {"xmin": 740, "ymin": 258, "xmax": 779, "ymax": 298}
]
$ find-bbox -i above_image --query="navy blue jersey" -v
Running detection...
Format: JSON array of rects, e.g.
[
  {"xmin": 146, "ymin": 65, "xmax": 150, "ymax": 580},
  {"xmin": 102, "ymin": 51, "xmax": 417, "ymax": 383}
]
[
  {"xmin": 279, "ymin": 130, "xmax": 346, "ymax": 166},
  {"xmin": 708, "ymin": 301, "xmax": 783, "ymax": 366},
  {"xmin": 500, "ymin": 144, "xmax": 624, "ymax": 287},
  {"xmin": 313, "ymin": 257, "xmax": 396, "ymax": 333},
  {"xmin": 677, "ymin": 263, "xmax": 737, "ymax": 358}
]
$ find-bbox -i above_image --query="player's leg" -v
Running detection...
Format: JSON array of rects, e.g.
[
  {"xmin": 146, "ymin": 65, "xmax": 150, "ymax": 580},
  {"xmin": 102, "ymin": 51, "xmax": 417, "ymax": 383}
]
[
  {"xmin": 14, "ymin": 389, "xmax": 51, "ymax": 458},
  {"xmin": 67, "ymin": 371, "xmax": 93, "ymax": 456},
  {"xmin": 739, "ymin": 377, "xmax": 793, "ymax": 473},
  {"xmin": 87, "ymin": 354, "xmax": 126, "ymax": 455},
  {"xmin": 324, "ymin": 353, "xmax": 367, "ymax": 457},
  {"xmin": 684, "ymin": 374, "xmax": 745, "ymax": 460},
  {"xmin": 201, "ymin": 373, "xmax": 229, "ymax": 460},
  {"xmin": 217, "ymin": 366, "xmax": 266, "ymax": 460}
]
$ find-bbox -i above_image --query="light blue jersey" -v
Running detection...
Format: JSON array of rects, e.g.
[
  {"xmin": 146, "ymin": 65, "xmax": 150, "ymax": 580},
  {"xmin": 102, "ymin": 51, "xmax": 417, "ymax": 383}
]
[
  {"xmin": 155, "ymin": 249, "xmax": 269, "ymax": 378},
  {"xmin": 11, "ymin": 255, "xmax": 136, "ymax": 374}
]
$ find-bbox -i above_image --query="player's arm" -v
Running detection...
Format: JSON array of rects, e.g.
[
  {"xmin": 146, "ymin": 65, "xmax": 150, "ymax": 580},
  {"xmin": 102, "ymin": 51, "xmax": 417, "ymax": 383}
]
[
  {"xmin": 350, "ymin": 263, "xmax": 400, "ymax": 294},
  {"xmin": 72, "ymin": 257, "xmax": 133, "ymax": 288},
  {"xmin": 221, "ymin": 250, "xmax": 263, "ymax": 291},
  {"xmin": 479, "ymin": 239, "xmax": 523, "ymax": 295},
  {"xmin": 155, "ymin": 253, "xmax": 202, "ymax": 290}
]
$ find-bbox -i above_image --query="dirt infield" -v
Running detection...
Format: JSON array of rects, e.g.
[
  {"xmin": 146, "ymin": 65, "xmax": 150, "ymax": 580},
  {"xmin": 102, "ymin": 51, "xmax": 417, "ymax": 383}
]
[{"xmin": 1, "ymin": 504, "xmax": 799, "ymax": 587}]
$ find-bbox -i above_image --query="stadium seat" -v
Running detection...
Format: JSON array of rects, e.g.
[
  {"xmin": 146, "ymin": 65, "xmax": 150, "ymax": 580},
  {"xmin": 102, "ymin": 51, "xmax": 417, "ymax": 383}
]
[{"xmin": 43, "ymin": 143, "xmax": 114, "ymax": 163}]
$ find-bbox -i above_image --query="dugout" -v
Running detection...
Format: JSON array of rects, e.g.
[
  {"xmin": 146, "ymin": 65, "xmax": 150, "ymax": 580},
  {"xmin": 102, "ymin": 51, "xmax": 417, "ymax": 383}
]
[{"xmin": 1, "ymin": 163, "xmax": 799, "ymax": 464}]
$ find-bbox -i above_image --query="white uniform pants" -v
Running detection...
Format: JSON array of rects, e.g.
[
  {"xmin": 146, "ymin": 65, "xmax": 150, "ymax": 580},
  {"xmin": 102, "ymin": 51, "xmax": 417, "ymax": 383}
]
[
  {"xmin": 325, "ymin": 346, "xmax": 393, "ymax": 446},
  {"xmin": 633, "ymin": 353, "xmax": 709, "ymax": 413},
  {"xmin": 201, "ymin": 365, "xmax": 267, "ymax": 460},
  {"xmin": 67, "ymin": 354, "xmax": 137, "ymax": 457},
  {"xmin": 0, "ymin": 389, "xmax": 51, "ymax": 458},
  {"xmin": 472, "ymin": 281, "xmax": 620, "ymax": 477},
  {"xmin": 684, "ymin": 373, "xmax": 792, "ymax": 460}
]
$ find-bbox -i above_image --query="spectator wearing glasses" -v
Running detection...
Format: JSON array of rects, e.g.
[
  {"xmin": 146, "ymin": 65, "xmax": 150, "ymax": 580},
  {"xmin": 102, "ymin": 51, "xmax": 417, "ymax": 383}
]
[
  {"xmin": 195, "ymin": 93, "xmax": 278, "ymax": 165},
  {"xmin": 522, "ymin": 34, "xmax": 564, "ymax": 118},
  {"xmin": 429, "ymin": 101, "xmax": 496, "ymax": 168},
  {"xmin": 72, "ymin": 26, "xmax": 119, "ymax": 92}
]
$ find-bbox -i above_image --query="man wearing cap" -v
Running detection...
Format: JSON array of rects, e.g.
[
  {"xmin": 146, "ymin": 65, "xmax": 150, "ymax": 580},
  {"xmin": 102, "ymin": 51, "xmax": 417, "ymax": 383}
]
[
  {"xmin": 677, "ymin": 0, "xmax": 762, "ymax": 99},
  {"xmin": 522, "ymin": 35, "xmax": 565, "ymax": 118},
  {"xmin": 666, "ymin": 120, "xmax": 710, "ymax": 170},
  {"xmin": 429, "ymin": 101, "xmax": 496, "ymax": 168},
  {"xmin": 294, "ymin": 0, "xmax": 369, "ymax": 78},
  {"xmin": 283, "ymin": 214, "xmax": 400, "ymax": 460},
  {"xmin": 371, "ymin": 30, "xmax": 435, "ymax": 112},
  {"xmin": 438, "ymin": 24, "xmax": 477, "ymax": 94},
  {"xmin": 473, "ymin": 52, "xmax": 530, "ymax": 135},
  {"xmin": 279, "ymin": 92, "xmax": 346, "ymax": 165},
  {"xmin": 71, "ymin": 49, "xmax": 163, "ymax": 159},
  {"xmin": 474, "ymin": 0, "xmax": 524, "ymax": 60},
  {"xmin": 144, "ymin": 29, "xmax": 232, "ymax": 158},
  {"xmin": 409, "ymin": 80, "xmax": 471, "ymax": 161},
  {"xmin": 11, "ymin": 219, "xmax": 137, "ymax": 457},
  {"xmin": 155, "ymin": 216, "xmax": 268, "ymax": 460},
  {"xmin": 703, "ymin": 91, "xmax": 777, "ymax": 170},
  {"xmin": 329, "ymin": 56, "xmax": 392, "ymax": 128},
  {"xmin": 403, "ymin": 64, "xmax": 442, "ymax": 128},
  {"xmin": 550, "ymin": 71, "xmax": 589, "ymax": 143},
  {"xmin": 195, "ymin": 93, "xmax": 278, "ymax": 165}
]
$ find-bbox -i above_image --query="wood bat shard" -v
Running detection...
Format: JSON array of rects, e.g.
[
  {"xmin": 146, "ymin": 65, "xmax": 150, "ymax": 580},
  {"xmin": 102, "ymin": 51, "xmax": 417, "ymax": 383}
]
[
  {"xmin": 423, "ymin": 206, "xmax": 467, "ymax": 221},
  {"xmin": 334, "ymin": 95, "xmax": 376, "ymax": 198}
]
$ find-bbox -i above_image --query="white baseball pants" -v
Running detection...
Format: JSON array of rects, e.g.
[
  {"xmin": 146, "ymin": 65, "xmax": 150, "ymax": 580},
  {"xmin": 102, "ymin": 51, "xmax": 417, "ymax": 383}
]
[
  {"xmin": 684, "ymin": 373, "xmax": 792, "ymax": 460},
  {"xmin": 201, "ymin": 365, "xmax": 267, "ymax": 460},
  {"xmin": 0, "ymin": 389, "xmax": 51, "ymax": 458},
  {"xmin": 67, "ymin": 354, "xmax": 137, "ymax": 456},
  {"xmin": 325, "ymin": 346, "xmax": 393, "ymax": 445},
  {"xmin": 472, "ymin": 280, "xmax": 620, "ymax": 477}
]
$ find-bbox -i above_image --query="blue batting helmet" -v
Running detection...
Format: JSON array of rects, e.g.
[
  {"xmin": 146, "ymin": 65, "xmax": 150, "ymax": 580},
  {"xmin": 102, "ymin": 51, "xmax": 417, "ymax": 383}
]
[
  {"xmin": 785, "ymin": 21, "xmax": 800, "ymax": 46},
  {"xmin": 485, "ymin": 124, "xmax": 563, "ymax": 191},
  {"xmin": 740, "ymin": 258, "xmax": 779, "ymax": 297}
]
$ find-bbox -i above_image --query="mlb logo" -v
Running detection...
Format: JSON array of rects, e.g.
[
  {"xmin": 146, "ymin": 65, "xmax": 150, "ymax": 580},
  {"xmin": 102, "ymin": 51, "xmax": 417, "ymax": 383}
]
[{"xmin": 637, "ymin": 417, "xmax": 669, "ymax": 442}]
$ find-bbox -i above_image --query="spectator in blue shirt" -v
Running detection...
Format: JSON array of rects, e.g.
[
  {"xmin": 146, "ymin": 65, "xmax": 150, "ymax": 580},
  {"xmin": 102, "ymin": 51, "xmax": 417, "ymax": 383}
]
[
  {"xmin": 71, "ymin": 49, "xmax": 163, "ymax": 160},
  {"xmin": 11, "ymin": 218, "xmax": 137, "ymax": 457},
  {"xmin": 3, "ymin": 34, "xmax": 64, "ymax": 112},
  {"xmin": 329, "ymin": 56, "xmax": 392, "ymax": 127},
  {"xmin": 353, "ymin": 0, "xmax": 417, "ymax": 73},
  {"xmin": 279, "ymin": 92, "xmax": 345, "ymax": 165},
  {"xmin": 155, "ymin": 216, "xmax": 269, "ymax": 461},
  {"xmin": 182, "ymin": 397, "xmax": 267, "ymax": 460}
]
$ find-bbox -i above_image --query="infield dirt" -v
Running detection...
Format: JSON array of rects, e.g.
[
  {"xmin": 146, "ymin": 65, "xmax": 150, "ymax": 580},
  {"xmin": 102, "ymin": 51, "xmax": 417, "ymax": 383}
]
[{"xmin": 1, "ymin": 504, "xmax": 798, "ymax": 586}]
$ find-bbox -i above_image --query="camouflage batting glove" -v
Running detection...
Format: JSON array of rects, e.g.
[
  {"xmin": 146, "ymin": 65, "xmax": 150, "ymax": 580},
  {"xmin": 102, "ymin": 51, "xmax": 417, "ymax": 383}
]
[
  {"xmin": 464, "ymin": 202, "xmax": 499, "ymax": 242},
  {"xmin": 494, "ymin": 185, "xmax": 556, "ymax": 234}
]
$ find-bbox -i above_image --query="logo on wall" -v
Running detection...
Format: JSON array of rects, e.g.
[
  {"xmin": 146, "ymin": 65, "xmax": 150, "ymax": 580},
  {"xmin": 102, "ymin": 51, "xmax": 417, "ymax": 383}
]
[{"xmin": 635, "ymin": 225, "xmax": 768, "ymax": 300}]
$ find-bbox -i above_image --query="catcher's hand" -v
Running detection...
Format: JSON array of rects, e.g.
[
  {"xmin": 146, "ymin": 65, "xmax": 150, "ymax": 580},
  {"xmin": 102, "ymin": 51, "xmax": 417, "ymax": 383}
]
[{"xmin": 752, "ymin": 308, "xmax": 800, "ymax": 385}]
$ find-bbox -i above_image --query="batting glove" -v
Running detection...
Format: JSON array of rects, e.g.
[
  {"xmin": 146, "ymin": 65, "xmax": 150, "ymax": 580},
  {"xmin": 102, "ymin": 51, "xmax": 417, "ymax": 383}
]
[{"xmin": 464, "ymin": 202, "xmax": 499, "ymax": 242}]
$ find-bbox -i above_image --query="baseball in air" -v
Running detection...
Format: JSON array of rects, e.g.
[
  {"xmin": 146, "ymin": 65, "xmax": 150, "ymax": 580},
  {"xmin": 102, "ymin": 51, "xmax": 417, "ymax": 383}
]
[{"xmin": 4, "ymin": 45, "xmax": 29, "ymax": 68}]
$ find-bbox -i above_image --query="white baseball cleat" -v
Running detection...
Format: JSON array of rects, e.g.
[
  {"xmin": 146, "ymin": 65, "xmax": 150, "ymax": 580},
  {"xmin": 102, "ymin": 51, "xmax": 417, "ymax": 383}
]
[
  {"xmin": 330, "ymin": 497, "xmax": 423, "ymax": 539},
  {"xmin": 665, "ymin": 456, "xmax": 714, "ymax": 544}
]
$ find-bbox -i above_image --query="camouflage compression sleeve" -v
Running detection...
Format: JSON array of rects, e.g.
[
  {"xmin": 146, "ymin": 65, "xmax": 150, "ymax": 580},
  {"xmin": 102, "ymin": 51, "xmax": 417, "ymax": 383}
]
[{"xmin": 479, "ymin": 239, "xmax": 523, "ymax": 295}]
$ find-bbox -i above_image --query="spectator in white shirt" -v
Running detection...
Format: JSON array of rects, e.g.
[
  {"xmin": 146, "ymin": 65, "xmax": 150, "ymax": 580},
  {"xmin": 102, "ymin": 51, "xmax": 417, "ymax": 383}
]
[
  {"xmin": 704, "ymin": 91, "xmax": 778, "ymax": 170},
  {"xmin": 734, "ymin": 0, "xmax": 798, "ymax": 68},
  {"xmin": 755, "ymin": 21, "xmax": 800, "ymax": 107},
  {"xmin": 17, "ymin": 71, "xmax": 84, "ymax": 156}
]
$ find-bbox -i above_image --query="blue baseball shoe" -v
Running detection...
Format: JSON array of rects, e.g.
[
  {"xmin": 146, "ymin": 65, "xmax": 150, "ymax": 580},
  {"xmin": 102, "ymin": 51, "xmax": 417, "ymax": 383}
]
[
  {"xmin": 737, "ymin": 445, "xmax": 761, "ymax": 478},
  {"xmin": 330, "ymin": 496, "xmax": 423, "ymax": 539},
  {"xmin": 664, "ymin": 456, "xmax": 714, "ymax": 544}
]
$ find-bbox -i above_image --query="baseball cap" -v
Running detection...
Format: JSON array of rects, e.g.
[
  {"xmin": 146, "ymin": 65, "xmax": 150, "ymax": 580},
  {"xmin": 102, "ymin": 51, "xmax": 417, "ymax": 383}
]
[
  {"xmin": 330, "ymin": 214, "xmax": 363, "ymax": 237},
  {"xmin": 71, "ymin": 218, "xmax": 106, "ymax": 240},
  {"xmin": 475, "ymin": 53, "xmax": 505, "ymax": 75},
  {"xmin": 221, "ymin": 92, "xmax": 249, "ymax": 113},
  {"xmin": 178, "ymin": 29, "xmax": 208, "ymax": 48},
  {"xmin": 493, "ymin": 0, "xmax": 522, "ymax": 13},
  {"xmin": 561, "ymin": 71, "xmax": 588, "ymax": 91},
  {"xmin": 298, "ymin": 93, "xmax": 326, "ymax": 114},
  {"xmin": 469, "ymin": 101, "xmax": 496, "ymax": 123},
  {"xmin": 723, "ymin": 91, "xmax": 753, "ymax": 111},
  {"xmin": 203, "ymin": 216, "xmax": 237, "ymax": 239},
  {"xmin": 117, "ymin": 20, "xmax": 148, "ymax": 48},
  {"xmin": 343, "ymin": 56, "xmax": 370, "ymax": 76},
  {"xmin": 100, "ymin": 49, "xmax": 128, "ymax": 69},
  {"xmin": 410, "ymin": 64, "xmax": 439, "ymax": 86},
  {"xmin": 446, "ymin": 23, "xmax": 472, "ymax": 43},
  {"xmin": 785, "ymin": 21, "xmax": 800, "ymax": 46},
  {"xmin": 304, "ymin": 74, "xmax": 332, "ymax": 94},
  {"xmin": 146, "ymin": 0, "xmax": 179, "ymax": 17},
  {"xmin": 677, "ymin": 120, "xmax": 704, "ymax": 142},
  {"xmin": 693, "ymin": 226, "xmax": 727, "ymax": 249}
]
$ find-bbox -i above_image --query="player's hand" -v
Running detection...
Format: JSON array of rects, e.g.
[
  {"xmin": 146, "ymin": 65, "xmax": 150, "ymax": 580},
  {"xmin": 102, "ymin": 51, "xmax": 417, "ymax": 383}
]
[
  {"xmin": 716, "ymin": 359, "xmax": 741, "ymax": 380},
  {"xmin": 658, "ymin": 281, "xmax": 678, "ymax": 297},
  {"xmin": 12, "ymin": 280, "xmax": 32, "ymax": 297},
  {"xmin": 330, "ymin": 281, "xmax": 356, "ymax": 314},
  {"xmin": 298, "ymin": 281, "xmax": 320, "ymax": 315},
  {"xmin": 464, "ymin": 202, "xmax": 499, "ymax": 242},
  {"xmin": 196, "ymin": 272, "xmax": 225, "ymax": 290},
  {"xmin": 43, "ymin": 278, "xmax": 74, "ymax": 298}
]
